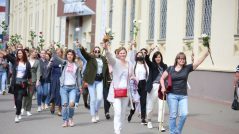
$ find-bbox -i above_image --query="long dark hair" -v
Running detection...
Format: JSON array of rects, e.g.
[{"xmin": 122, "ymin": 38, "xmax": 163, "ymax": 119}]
[
  {"xmin": 16, "ymin": 49, "xmax": 28, "ymax": 64},
  {"xmin": 152, "ymin": 51, "xmax": 167, "ymax": 70},
  {"xmin": 134, "ymin": 51, "xmax": 148, "ymax": 78}
]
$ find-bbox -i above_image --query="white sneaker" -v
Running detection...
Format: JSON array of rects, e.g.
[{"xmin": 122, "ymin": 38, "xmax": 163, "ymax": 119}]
[
  {"xmin": 147, "ymin": 122, "xmax": 153, "ymax": 129},
  {"xmin": 95, "ymin": 113, "xmax": 99, "ymax": 121},
  {"xmin": 45, "ymin": 104, "xmax": 49, "ymax": 109},
  {"xmin": 91, "ymin": 116, "xmax": 97, "ymax": 123},
  {"xmin": 15, "ymin": 116, "xmax": 20, "ymax": 123},
  {"xmin": 75, "ymin": 103, "xmax": 79, "ymax": 109},
  {"xmin": 160, "ymin": 126, "xmax": 166, "ymax": 132},
  {"xmin": 37, "ymin": 106, "xmax": 42, "ymax": 112},
  {"xmin": 26, "ymin": 111, "xmax": 32, "ymax": 116},
  {"xmin": 18, "ymin": 115, "xmax": 22, "ymax": 120},
  {"xmin": 14, "ymin": 105, "xmax": 16, "ymax": 109},
  {"xmin": 21, "ymin": 109, "xmax": 24, "ymax": 115}
]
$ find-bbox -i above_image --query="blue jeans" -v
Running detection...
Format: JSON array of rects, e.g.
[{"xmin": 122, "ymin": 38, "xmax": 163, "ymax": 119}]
[
  {"xmin": 0, "ymin": 71, "xmax": 7, "ymax": 92},
  {"xmin": 167, "ymin": 93, "xmax": 188, "ymax": 134},
  {"xmin": 60, "ymin": 86, "xmax": 77, "ymax": 121},
  {"xmin": 88, "ymin": 80, "xmax": 103, "ymax": 116},
  {"xmin": 37, "ymin": 83, "xmax": 50, "ymax": 106},
  {"xmin": 75, "ymin": 90, "xmax": 80, "ymax": 104}
]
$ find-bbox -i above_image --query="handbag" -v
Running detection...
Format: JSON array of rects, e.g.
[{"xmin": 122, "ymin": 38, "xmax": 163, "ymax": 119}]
[
  {"xmin": 114, "ymin": 63, "xmax": 129, "ymax": 98},
  {"xmin": 95, "ymin": 73, "xmax": 103, "ymax": 81},
  {"xmin": 232, "ymin": 87, "xmax": 239, "ymax": 110},
  {"xmin": 158, "ymin": 66, "xmax": 173, "ymax": 100}
]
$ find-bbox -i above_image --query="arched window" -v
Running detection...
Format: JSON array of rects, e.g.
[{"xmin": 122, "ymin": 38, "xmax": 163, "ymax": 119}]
[
  {"xmin": 130, "ymin": 0, "xmax": 135, "ymax": 40},
  {"xmin": 159, "ymin": 0, "xmax": 167, "ymax": 39},
  {"xmin": 201, "ymin": 0, "xmax": 212, "ymax": 36},
  {"xmin": 121, "ymin": 0, "xmax": 127, "ymax": 42},
  {"xmin": 185, "ymin": 0, "xmax": 195, "ymax": 38},
  {"xmin": 148, "ymin": 0, "xmax": 155, "ymax": 40}
]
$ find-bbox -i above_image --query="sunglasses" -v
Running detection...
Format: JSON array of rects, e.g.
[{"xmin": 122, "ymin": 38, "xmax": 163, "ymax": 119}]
[{"xmin": 94, "ymin": 50, "xmax": 100, "ymax": 53}]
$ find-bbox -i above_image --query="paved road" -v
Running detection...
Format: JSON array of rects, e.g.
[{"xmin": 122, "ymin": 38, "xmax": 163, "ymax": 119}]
[{"xmin": 0, "ymin": 94, "xmax": 239, "ymax": 134}]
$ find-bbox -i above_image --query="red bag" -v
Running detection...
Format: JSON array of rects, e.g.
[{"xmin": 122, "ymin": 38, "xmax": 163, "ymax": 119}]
[
  {"xmin": 158, "ymin": 67, "xmax": 173, "ymax": 100},
  {"xmin": 114, "ymin": 88, "xmax": 128, "ymax": 98}
]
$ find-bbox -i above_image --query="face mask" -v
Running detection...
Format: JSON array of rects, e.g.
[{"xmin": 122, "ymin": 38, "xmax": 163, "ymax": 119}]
[{"xmin": 136, "ymin": 56, "xmax": 144, "ymax": 61}]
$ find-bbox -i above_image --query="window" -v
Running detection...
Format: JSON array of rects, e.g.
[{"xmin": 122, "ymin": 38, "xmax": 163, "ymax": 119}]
[
  {"xmin": 148, "ymin": 0, "xmax": 155, "ymax": 40},
  {"xmin": 185, "ymin": 0, "xmax": 195, "ymax": 38},
  {"xmin": 237, "ymin": 0, "xmax": 239, "ymax": 34},
  {"xmin": 121, "ymin": 0, "xmax": 127, "ymax": 41},
  {"xmin": 109, "ymin": 0, "xmax": 113, "ymax": 29},
  {"xmin": 159, "ymin": 0, "xmax": 167, "ymax": 39},
  {"xmin": 130, "ymin": 0, "xmax": 135, "ymax": 40},
  {"xmin": 201, "ymin": 0, "xmax": 212, "ymax": 36}
]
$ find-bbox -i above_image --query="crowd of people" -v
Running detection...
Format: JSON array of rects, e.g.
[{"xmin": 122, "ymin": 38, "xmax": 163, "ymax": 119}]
[{"xmin": 0, "ymin": 41, "xmax": 212, "ymax": 134}]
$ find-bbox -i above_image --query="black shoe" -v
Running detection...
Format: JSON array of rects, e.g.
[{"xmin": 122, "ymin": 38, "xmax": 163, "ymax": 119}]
[
  {"xmin": 141, "ymin": 119, "xmax": 147, "ymax": 125},
  {"xmin": 84, "ymin": 104, "xmax": 90, "ymax": 109},
  {"xmin": 105, "ymin": 113, "xmax": 110, "ymax": 120},
  {"xmin": 128, "ymin": 114, "xmax": 133, "ymax": 122}
]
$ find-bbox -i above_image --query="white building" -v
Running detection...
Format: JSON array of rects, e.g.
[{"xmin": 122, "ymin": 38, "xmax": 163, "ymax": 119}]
[{"xmin": 95, "ymin": 0, "xmax": 239, "ymax": 102}]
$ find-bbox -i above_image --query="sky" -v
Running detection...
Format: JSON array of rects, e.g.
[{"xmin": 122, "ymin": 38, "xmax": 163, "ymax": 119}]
[{"xmin": 0, "ymin": 0, "xmax": 5, "ymax": 6}]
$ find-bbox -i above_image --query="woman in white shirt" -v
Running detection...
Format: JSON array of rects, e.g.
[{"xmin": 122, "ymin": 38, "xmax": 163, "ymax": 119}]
[
  {"xmin": 128, "ymin": 51, "xmax": 149, "ymax": 125},
  {"xmin": 104, "ymin": 43, "xmax": 133, "ymax": 134}
]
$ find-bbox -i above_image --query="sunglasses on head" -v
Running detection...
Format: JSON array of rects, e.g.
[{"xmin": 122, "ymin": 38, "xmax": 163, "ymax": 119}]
[{"xmin": 94, "ymin": 50, "xmax": 100, "ymax": 53}]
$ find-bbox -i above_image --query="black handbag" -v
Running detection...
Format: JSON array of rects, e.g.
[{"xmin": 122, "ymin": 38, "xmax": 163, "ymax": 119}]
[
  {"xmin": 95, "ymin": 73, "xmax": 103, "ymax": 81},
  {"xmin": 231, "ymin": 87, "xmax": 239, "ymax": 110}
]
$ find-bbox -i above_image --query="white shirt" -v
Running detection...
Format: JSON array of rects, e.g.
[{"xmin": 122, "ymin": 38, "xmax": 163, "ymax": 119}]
[
  {"xmin": 96, "ymin": 58, "xmax": 103, "ymax": 74},
  {"xmin": 16, "ymin": 62, "xmax": 26, "ymax": 78},
  {"xmin": 135, "ymin": 63, "xmax": 147, "ymax": 81},
  {"xmin": 29, "ymin": 59, "xmax": 35, "ymax": 67},
  {"xmin": 63, "ymin": 63, "xmax": 77, "ymax": 85}
]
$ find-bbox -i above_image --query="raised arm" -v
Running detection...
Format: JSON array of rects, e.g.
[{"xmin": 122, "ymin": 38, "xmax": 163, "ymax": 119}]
[
  {"xmin": 103, "ymin": 42, "xmax": 116, "ymax": 66},
  {"xmin": 192, "ymin": 49, "xmax": 209, "ymax": 70},
  {"xmin": 0, "ymin": 50, "xmax": 16, "ymax": 65},
  {"xmin": 79, "ymin": 47, "xmax": 92, "ymax": 61},
  {"xmin": 76, "ymin": 48, "xmax": 87, "ymax": 65}
]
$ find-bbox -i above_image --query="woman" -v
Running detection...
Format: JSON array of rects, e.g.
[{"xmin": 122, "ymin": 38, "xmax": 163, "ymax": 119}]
[
  {"xmin": 104, "ymin": 43, "xmax": 133, "ymax": 134},
  {"xmin": 0, "ymin": 52, "xmax": 8, "ymax": 95},
  {"xmin": 145, "ymin": 48, "xmax": 167, "ymax": 131},
  {"xmin": 54, "ymin": 49, "xmax": 81, "ymax": 127},
  {"xmin": 128, "ymin": 51, "xmax": 149, "ymax": 125},
  {"xmin": 78, "ymin": 46, "xmax": 110, "ymax": 123},
  {"xmin": 22, "ymin": 49, "xmax": 40, "ymax": 116},
  {"xmin": 48, "ymin": 48, "xmax": 63, "ymax": 115},
  {"xmin": 160, "ymin": 50, "xmax": 209, "ymax": 134},
  {"xmin": 0, "ymin": 49, "xmax": 31, "ymax": 123}
]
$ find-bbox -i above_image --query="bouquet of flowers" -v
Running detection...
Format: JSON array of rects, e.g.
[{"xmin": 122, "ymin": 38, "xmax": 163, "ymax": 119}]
[
  {"xmin": 202, "ymin": 34, "xmax": 214, "ymax": 65},
  {"xmin": 0, "ymin": 21, "xmax": 8, "ymax": 36},
  {"xmin": 103, "ymin": 28, "xmax": 114, "ymax": 44},
  {"xmin": 8, "ymin": 34, "xmax": 22, "ymax": 46},
  {"xmin": 132, "ymin": 19, "xmax": 140, "ymax": 40},
  {"xmin": 28, "ymin": 30, "xmax": 37, "ymax": 48},
  {"xmin": 38, "ymin": 32, "xmax": 45, "ymax": 51}
]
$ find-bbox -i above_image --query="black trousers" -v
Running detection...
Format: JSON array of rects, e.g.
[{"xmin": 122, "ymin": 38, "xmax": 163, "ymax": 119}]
[
  {"xmin": 14, "ymin": 85, "xmax": 27, "ymax": 115},
  {"xmin": 129, "ymin": 80, "xmax": 147, "ymax": 119},
  {"xmin": 103, "ymin": 85, "xmax": 111, "ymax": 114}
]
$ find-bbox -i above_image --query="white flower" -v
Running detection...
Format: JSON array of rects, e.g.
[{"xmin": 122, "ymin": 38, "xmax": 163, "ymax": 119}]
[
  {"xmin": 106, "ymin": 28, "xmax": 111, "ymax": 33},
  {"xmin": 133, "ymin": 19, "xmax": 137, "ymax": 23},
  {"xmin": 202, "ymin": 34, "xmax": 208, "ymax": 38}
]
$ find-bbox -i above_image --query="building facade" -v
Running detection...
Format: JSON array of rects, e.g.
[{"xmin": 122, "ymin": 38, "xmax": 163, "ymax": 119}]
[
  {"xmin": 9, "ymin": 0, "xmax": 96, "ymax": 50},
  {"xmin": 95, "ymin": 0, "xmax": 239, "ymax": 102}
]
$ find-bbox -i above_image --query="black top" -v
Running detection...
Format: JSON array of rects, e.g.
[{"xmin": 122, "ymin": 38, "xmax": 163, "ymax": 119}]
[
  {"xmin": 167, "ymin": 64, "xmax": 193, "ymax": 95},
  {"xmin": 145, "ymin": 55, "xmax": 167, "ymax": 93}
]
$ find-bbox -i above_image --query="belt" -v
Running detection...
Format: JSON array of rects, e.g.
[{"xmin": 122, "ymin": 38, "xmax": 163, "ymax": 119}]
[{"xmin": 64, "ymin": 84, "xmax": 76, "ymax": 87}]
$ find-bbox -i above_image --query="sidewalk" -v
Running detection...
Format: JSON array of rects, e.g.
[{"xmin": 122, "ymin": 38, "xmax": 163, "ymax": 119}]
[{"xmin": 0, "ymin": 94, "xmax": 239, "ymax": 134}]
